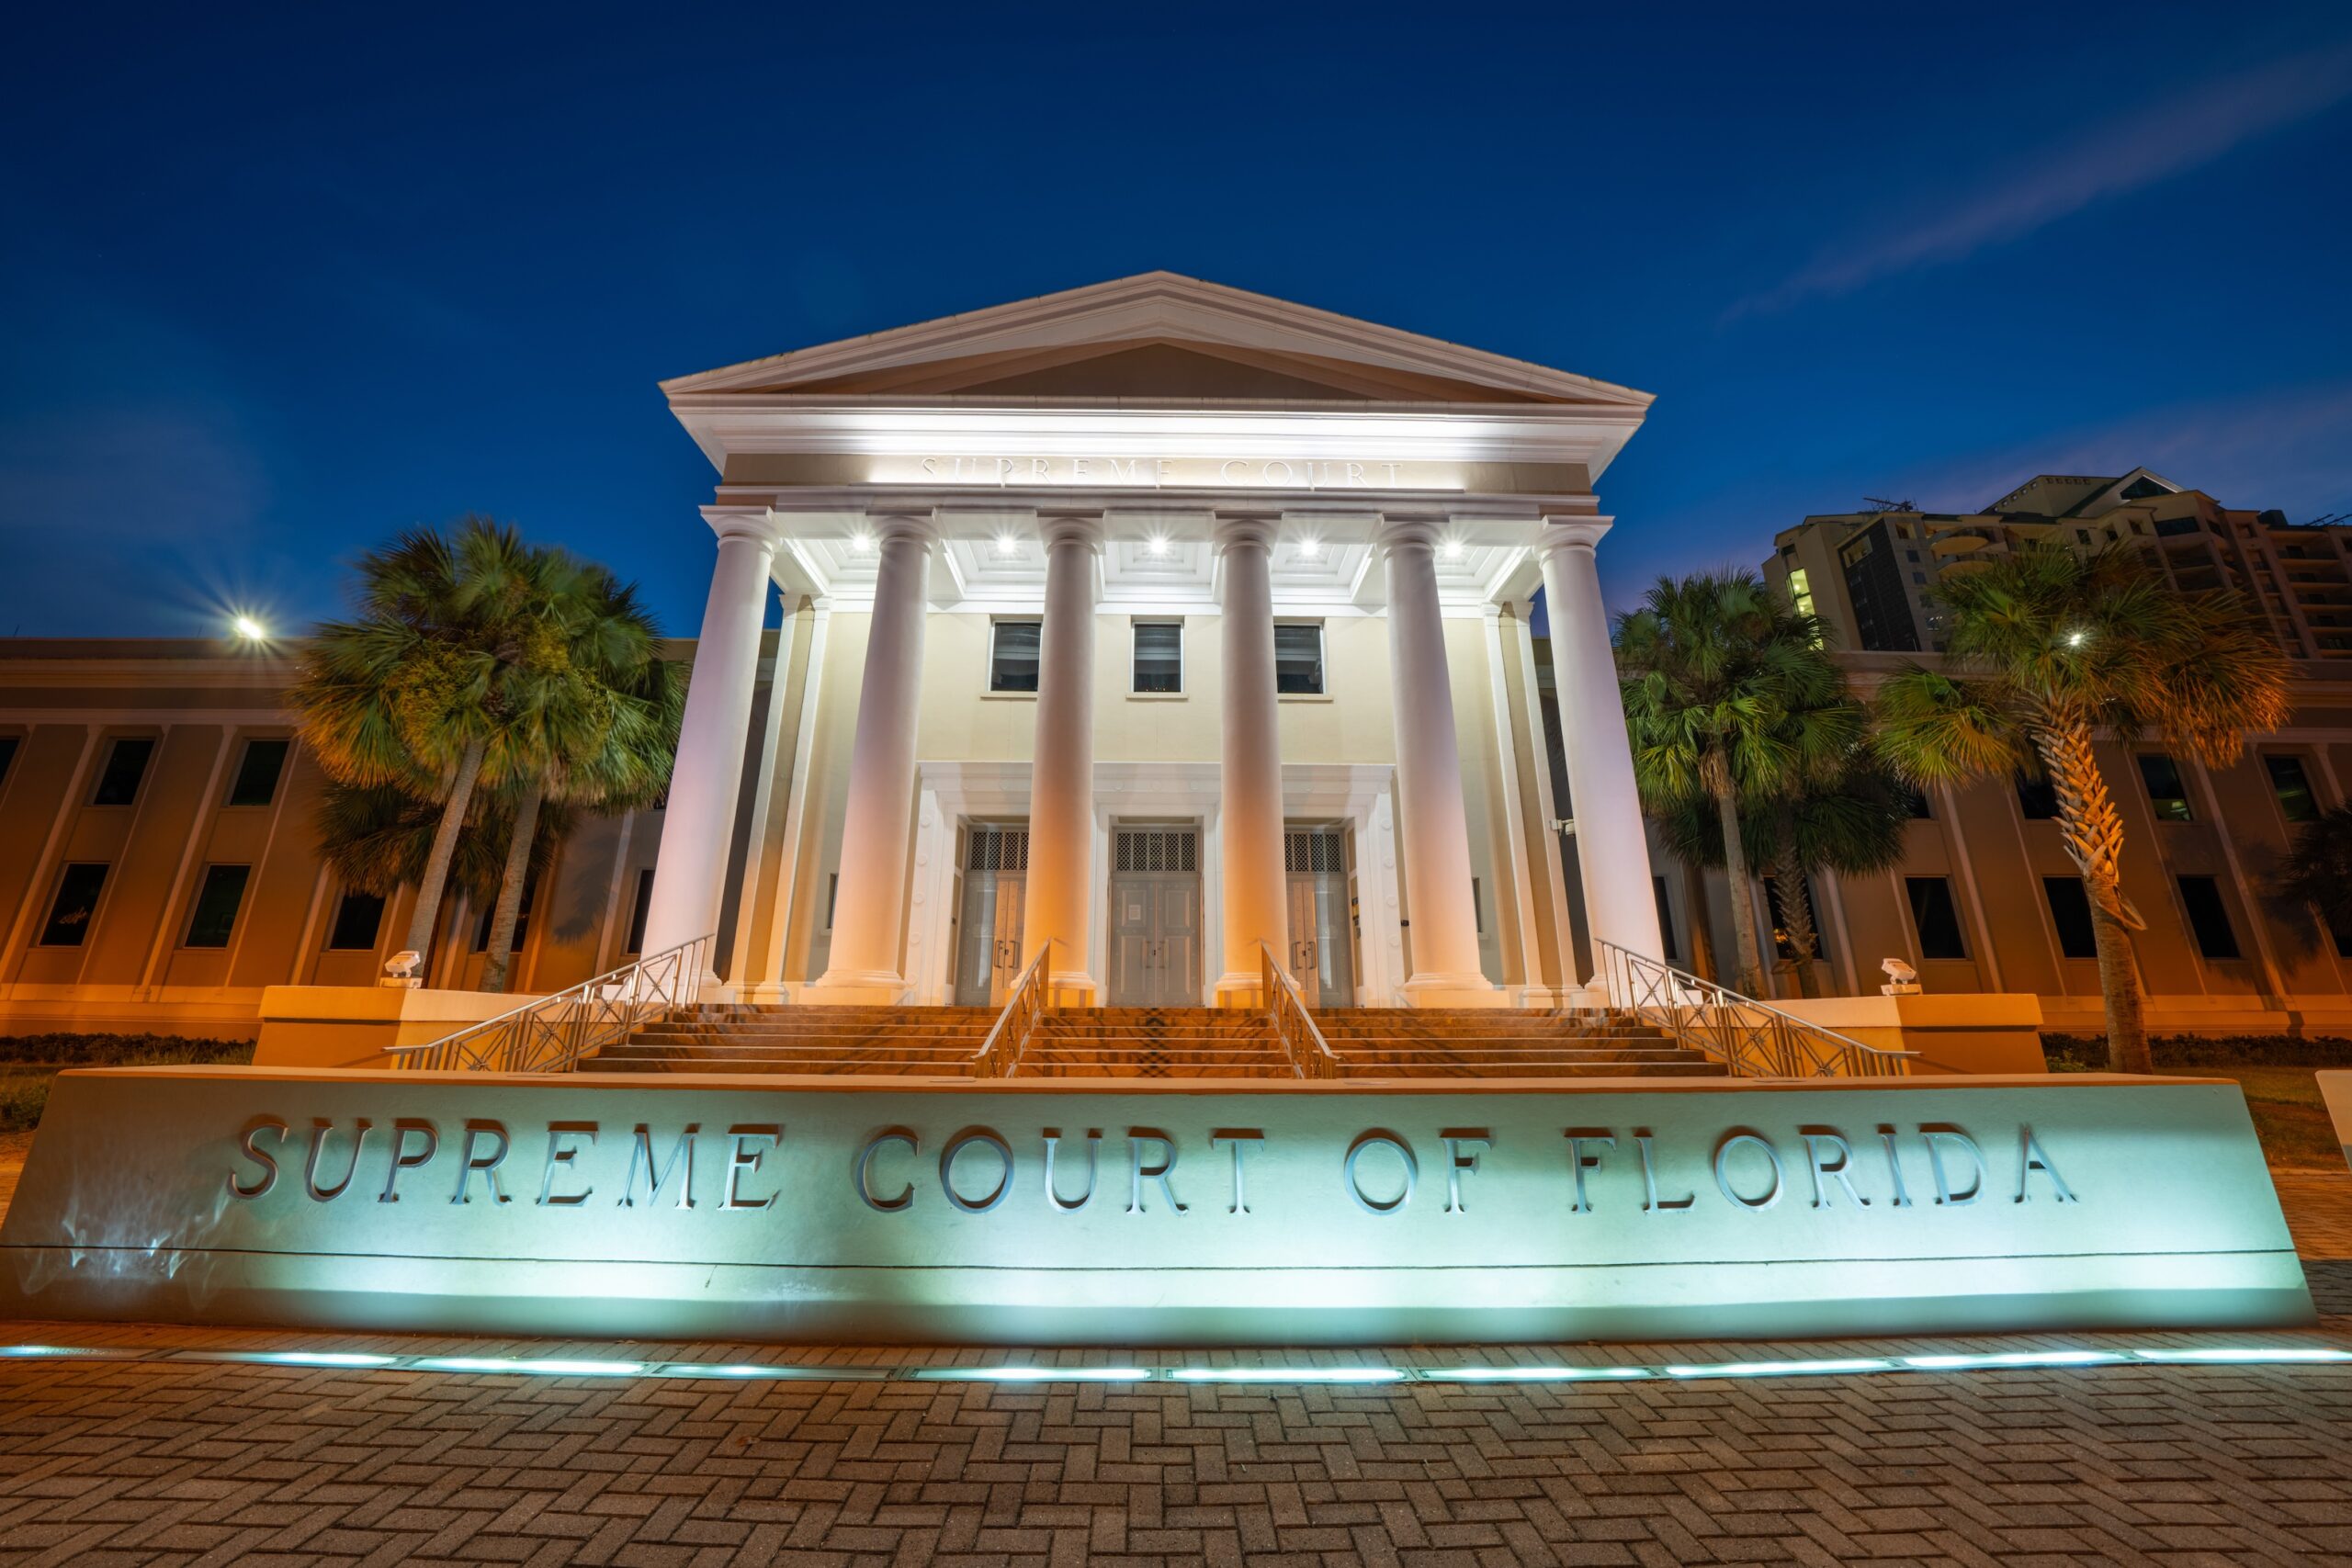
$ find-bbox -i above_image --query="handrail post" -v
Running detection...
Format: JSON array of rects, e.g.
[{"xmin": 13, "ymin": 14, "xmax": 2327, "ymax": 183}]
[{"xmin": 1592, "ymin": 936, "xmax": 1915, "ymax": 1080}]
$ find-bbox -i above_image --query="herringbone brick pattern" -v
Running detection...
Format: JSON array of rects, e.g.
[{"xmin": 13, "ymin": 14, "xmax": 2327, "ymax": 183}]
[{"xmin": 2, "ymin": 1168, "xmax": 2348, "ymax": 1563}]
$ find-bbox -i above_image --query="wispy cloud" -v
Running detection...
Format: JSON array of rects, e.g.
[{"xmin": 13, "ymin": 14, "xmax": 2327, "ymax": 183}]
[{"xmin": 1736, "ymin": 39, "xmax": 2352, "ymax": 317}]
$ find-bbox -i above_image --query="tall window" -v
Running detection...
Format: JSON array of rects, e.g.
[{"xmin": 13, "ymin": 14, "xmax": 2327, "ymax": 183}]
[
  {"xmin": 40, "ymin": 863, "xmax": 108, "ymax": 946},
  {"xmin": 1132, "ymin": 622, "xmax": 1182, "ymax": 693},
  {"xmin": 0, "ymin": 734, "xmax": 18, "ymax": 788},
  {"xmin": 2041, "ymin": 877, "xmax": 2098, "ymax": 959},
  {"xmin": 1904, "ymin": 876, "xmax": 1967, "ymax": 960},
  {"xmin": 623, "ymin": 869, "xmax": 656, "ymax": 954},
  {"xmin": 2138, "ymin": 753, "xmax": 2192, "ymax": 821},
  {"xmin": 1652, "ymin": 875, "xmax": 1679, "ymax": 964},
  {"xmin": 2014, "ymin": 770, "xmax": 2059, "ymax": 820},
  {"xmin": 91, "ymin": 737, "xmax": 153, "ymax": 806},
  {"xmin": 326, "ymin": 891, "xmax": 385, "ymax": 950},
  {"xmin": 1901, "ymin": 786, "xmax": 1933, "ymax": 819},
  {"xmin": 2266, "ymin": 754, "xmax": 2321, "ymax": 823},
  {"xmin": 183, "ymin": 864, "xmax": 252, "ymax": 948},
  {"xmin": 2177, "ymin": 875, "xmax": 2240, "ymax": 960},
  {"xmin": 988, "ymin": 620, "xmax": 1042, "ymax": 693},
  {"xmin": 1273, "ymin": 624, "xmax": 1325, "ymax": 694},
  {"xmin": 227, "ymin": 739, "xmax": 289, "ymax": 807},
  {"xmin": 473, "ymin": 872, "xmax": 537, "ymax": 952}
]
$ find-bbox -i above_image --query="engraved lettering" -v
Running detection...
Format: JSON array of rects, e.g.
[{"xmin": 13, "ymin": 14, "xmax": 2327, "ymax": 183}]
[
  {"xmin": 451, "ymin": 1121, "xmax": 511, "ymax": 1206},
  {"xmin": 1565, "ymin": 1129, "xmax": 1614, "ymax": 1213},
  {"xmin": 1345, "ymin": 1131, "xmax": 1417, "ymax": 1216},
  {"xmin": 2016, "ymin": 1125, "xmax": 2076, "ymax": 1203},
  {"xmin": 228, "ymin": 1117, "xmax": 286, "ymax": 1200},
  {"xmin": 1877, "ymin": 1125, "xmax": 1914, "ymax": 1208},
  {"xmin": 304, "ymin": 1117, "xmax": 370, "ymax": 1201},
  {"xmin": 620, "ymin": 1123, "xmax": 696, "ymax": 1209},
  {"xmin": 1635, "ymin": 1131, "xmax": 1693, "ymax": 1213},
  {"xmin": 723, "ymin": 1124, "xmax": 781, "ymax": 1210},
  {"xmin": 1802, "ymin": 1128, "xmax": 1868, "ymax": 1208},
  {"xmin": 1043, "ymin": 1130, "xmax": 1099, "ymax": 1212},
  {"xmin": 1922, "ymin": 1125, "xmax": 1984, "ymax": 1206},
  {"xmin": 538, "ymin": 1122, "xmax": 597, "ymax": 1206},
  {"xmin": 1211, "ymin": 1130, "xmax": 1263, "ymax": 1214},
  {"xmin": 1713, "ymin": 1132, "xmax": 1783, "ymax": 1211},
  {"xmin": 378, "ymin": 1120, "xmax": 437, "ymax": 1203},
  {"xmin": 857, "ymin": 1130, "xmax": 917, "ymax": 1212},
  {"xmin": 1442, "ymin": 1130, "xmax": 1490, "ymax": 1213},
  {"xmin": 940, "ymin": 1129, "xmax": 1013, "ymax": 1213},
  {"xmin": 1128, "ymin": 1130, "xmax": 1186, "ymax": 1214}
]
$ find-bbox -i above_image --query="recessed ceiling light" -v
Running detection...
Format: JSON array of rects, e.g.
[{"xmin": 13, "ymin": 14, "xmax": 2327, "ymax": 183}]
[
  {"xmin": 1299, "ymin": 538, "xmax": 1321, "ymax": 558},
  {"xmin": 850, "ymin": 533, "xmax": 872, "ymax": 553},
  {"xmin": 1147, "ymin": 536, "xmax": 1170, "ymax": 557},
  {"xmin": 997, "ymin": 536, "xmax": 1019, "ymax": 556},
  {"xmin": 1443, "ymin": 538, "xmax": 1465, "ymax": 559}
]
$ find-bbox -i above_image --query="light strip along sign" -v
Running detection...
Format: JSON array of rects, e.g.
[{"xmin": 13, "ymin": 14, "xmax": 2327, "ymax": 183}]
[{"xmin": 0, "ymin": 1071, "xmax": 2312, "ymax": 1344}]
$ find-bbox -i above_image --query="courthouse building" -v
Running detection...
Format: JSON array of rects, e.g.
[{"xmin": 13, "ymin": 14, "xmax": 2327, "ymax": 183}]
[{"xmin": 0, "ymin": 275, "xmax": 1666, "ymax": 1034}]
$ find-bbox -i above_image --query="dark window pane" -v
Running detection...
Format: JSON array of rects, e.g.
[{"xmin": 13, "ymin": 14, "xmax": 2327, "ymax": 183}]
[
  {"xmin": 1273, "ymin": 624, "xmax": 1324, "ymax": 694},
  {"xmin": 2267, "ymin": 754, "xmax": 2320, "ymax": 823},
  {"xmin": 1653, "ymin": 875, "xmax": 1679, "ymax": 964},
  {"xmin": 1133, "ymin": 622, "xmax": 1182, "ymax": 693},
  {"xmin": 227, "ymin": 739, "xmax": 289, "ymax": 807},
  {"xmin": 327, "ymin": 891, "xmax": 385, "ymax": 950},
  {"xmin": 2014, "ymin": 770, "xmax": 2058, "ymax": 820},
  {"xmin": 624, "ymin": 869, "xmax": 655, "ymax": 953},
  {"xmin": 1902, "ymin": 786, "xmax": 1932, "ymax": 819},
  {"xmin": 40, "ymin": 863, "xmax": 108, "ymax": 946},
  {"xmin": 2138, "ymin": 753, "xmax": 2191, "ymax": 821},
  {"xmin": 472, "ymin": 872, "xmax": 537, "ymax": 953},
  {"xmin": 0, "ymin": 734, "xmax": 18, "ymax": 787},
  {"xmin": 2041, "ymin": 877, "xmax": 2098, "ymax": 959},
  {"xmin": 2326, "ymin": 908, "xmax": 2352, "ymax": 961},
  {"xmin": 184, "ymin": 864, "xmax": 251, "ymax": 948},
  {"xmin": 989, "ymin": 620, "xmax": 1042, "ymax": 693},
  {"xmin": 92, "ymin": 738, "xmax": 153, "ymax": 806},
  {"xmin": 2177, "ymin": 875, "xmax": 2240, "ymax": 960},
  {"xmin": 1904, "ymin": 876, "xmax": 1967, "ymax": 960}
]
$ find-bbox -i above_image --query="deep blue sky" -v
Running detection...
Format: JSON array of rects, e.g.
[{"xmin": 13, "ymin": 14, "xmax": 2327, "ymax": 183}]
[{"xmin": 4, "ymin": 2, "xmax": 2348, "ymax": 638}]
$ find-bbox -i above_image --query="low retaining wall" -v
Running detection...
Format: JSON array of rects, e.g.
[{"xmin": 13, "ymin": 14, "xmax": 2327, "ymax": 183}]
[{"xmin": 0, "ymin": 1066, "xmax": 2307, "ymax": 1344}]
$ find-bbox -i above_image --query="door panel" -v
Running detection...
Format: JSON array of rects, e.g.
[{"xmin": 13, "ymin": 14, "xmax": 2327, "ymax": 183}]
[
  {"xmin": 954, "ymin": 874, "xmax": 999, "ymax": 1008},
  {"xmin": 1155, "ymin": 879, "xmax": 1199, "ymax": 1007},
  {"xmin": 989, "ymin": 873, "xmax": 1026, "ymax": 1005}
]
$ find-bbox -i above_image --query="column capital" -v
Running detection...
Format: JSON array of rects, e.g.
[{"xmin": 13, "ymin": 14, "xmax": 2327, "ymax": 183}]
[
  {"xmin": 1037, "ymin": 513, "xmax": 1106, "ymax": 550},
  {"xmin": 868, "ymin": 513, "xmax": 938, "ymax": 547},
  {"xmin": 1373, "ymin": 514, "xmax": 1451, "ymax": 553},
  {"xmin": 701, "ymin": 505, "xmax": 779, "ymax": 548},
  {"xmin": 1535, "ymin": 516, "xmax": 1614, "ymax": 555},
  {"xmin": 1211, "ymin": 513, "xmax": 1280, "ymax": 553}
]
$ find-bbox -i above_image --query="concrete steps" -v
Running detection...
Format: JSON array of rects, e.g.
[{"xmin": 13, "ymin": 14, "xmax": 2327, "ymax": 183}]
[{"xmin": 587, "ymin": 1003, "xmax": 1726, "ymax": 1080}]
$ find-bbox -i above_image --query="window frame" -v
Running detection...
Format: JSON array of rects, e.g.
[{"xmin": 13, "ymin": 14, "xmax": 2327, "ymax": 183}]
[
  {"xmin": 622, "ymin": 868, "xmax": 656, "ymax": 955},
  {"xmin": 325, "ymin": 889, "xmax": 387, "ymax": 952},
  {"xmin": 1272, "ymin": 620, "xmax": 1327, "ymax": 697},
  {"xmin": 1902, "ymin": 875, "xmax": 1969, "ymax": 961},
  {"xmin": 2136, "ymin": 752, "xmax": 2193, "ymax": 822},
  {"xmin": 225, "ymin": 737, "xmax": 291, "ymax": 808},
  {"xmin": 2176, "ymin": 874, "xmax": 2242, "ymax": 961},
  {"xmin": 39, "ymin": 862, "xmax": 110, "ymax": 948},
  {"xmin": 182, "ymin": 863, "xmax": 253, "ymax": 950},
  {"xmin": 2041, "ymin": 876, "xmax": 2098, "ymax": 960},
  {"xmin": 1130, "ymin": 619, "xmax": 1184, "ymax": 695},
  {"xmin": 985, "ymin": 617, "xmax": 1043, "ymax": 695},
  {"xmin": 90, "ymin": 735, "xmax": 155, "ymax": 807},
  {"xmin": 2264, "ymin": 752, "xmax": 2322, "ymax": 825}
]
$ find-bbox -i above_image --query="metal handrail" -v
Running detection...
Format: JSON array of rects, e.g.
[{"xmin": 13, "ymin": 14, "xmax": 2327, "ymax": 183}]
[
  {"xmin": 973, "ymin": 940, "xmax": 1052, "ymax": 1077},
  {"xmin": 385, "ymin": 934, "xmax": 715, "ymax": 1073},
  {"xmin": 1591, "ymin": 938, "xmax": 1914, "ymax": 1079},
  {"xmin": 1258, "ymin": 940, "xmax": 1340, "ymax": 1081}
]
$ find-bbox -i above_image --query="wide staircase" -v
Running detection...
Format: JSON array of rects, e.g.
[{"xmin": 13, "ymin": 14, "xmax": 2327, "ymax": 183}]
[{"xmin": 590, "ymin": 1003, "xmax": 1724, "ymax": 1080}]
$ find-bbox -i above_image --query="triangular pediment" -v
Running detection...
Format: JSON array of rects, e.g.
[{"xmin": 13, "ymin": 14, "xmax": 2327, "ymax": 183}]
[{"xmin": 662, "ymin": 271, "xmax": 1649, "ymax": 410}]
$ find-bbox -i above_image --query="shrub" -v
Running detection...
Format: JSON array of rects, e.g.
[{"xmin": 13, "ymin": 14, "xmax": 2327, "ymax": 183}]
[{"xmin": 2041, "ymin": 1033, "xmax": 2352, "ymax": 1072}]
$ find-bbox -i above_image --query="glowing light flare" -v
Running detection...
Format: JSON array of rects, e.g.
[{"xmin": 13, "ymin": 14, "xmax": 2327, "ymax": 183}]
[
  {"xmin": 232, "ymin": 615, "xmax": 267, "ymax": 641},
  {"xmin": 1172, "ymin": 1367, "xmax": 1405, "ymax": 1383},
  {"xmin": 2133, "ymin": 1346, "xmax": 2352, "ymax": 1363},
  {"xmin": 413, "ymin": 1357, "xmax": 645, "ymax": 1377},
  {"xmin": 1442, "ymin": 538, "xmax": 1465, "ymax": 559},
  {"xmin": 1665, "ymin": 1358, "xmax": 1894, "ymax": 1380},
  {"xmin": 850, "ymin": 533, "xmax": 873, "ymax": 553},
  {"xmin": 1298, "ymin": 538, "xmax": 1321, "ymax": 558},
  {"xmin": 1421, "ymin": 1365, "xmax": 1649, "ymax": 1382},
  {"xmin": 1901, "ymin": 1350, "xmax": 2124, "ymax": 1371},
  {"xmin": 1146, "ymin": 536, "xmax": 1170, "ymax": 557}
]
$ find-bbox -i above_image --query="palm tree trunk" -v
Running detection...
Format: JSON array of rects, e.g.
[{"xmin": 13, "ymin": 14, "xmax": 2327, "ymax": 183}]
[
  {"xmin": 1705, "ymin": 753, "xmax": 1766, "ymax": 995},
  {"xmin": 481, "ymin": 782, "xmax": 543, "ymax": 994},
  {"xmin": 1680, "ymin": 858, "xmax": 1718, "ymax": 981},
  {"xmin": 1774, "ymin": 836, "xmax": 1821, "ymax": 998},
  {"xmin": 2033, "ymin": 716, "xmax": 2150, "ymax": 1073},
  {"xmin": 401, "ymin": 739, "xmax": 485, "ymax": 963}
]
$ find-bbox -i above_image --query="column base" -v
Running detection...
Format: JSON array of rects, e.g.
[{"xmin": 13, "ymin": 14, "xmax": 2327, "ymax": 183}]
[
  {"xmin": 1213, "ymin": 972, "xmax": 1267, "ymax": 1009},
  {"xmin": 738, "ymin": 982, "xmax": 793, "ymax": 1006},
  {"xmin": 1401, "ymin": 973, "xmax": 1510, "ymax": 1009},
  {"xmin": 806, "ymin": 969, "xmax": 912, "ymax": 1007},
  {"xmin": 1045, "ymin": 972, "xmax": 1100, "ymax": 1009}
]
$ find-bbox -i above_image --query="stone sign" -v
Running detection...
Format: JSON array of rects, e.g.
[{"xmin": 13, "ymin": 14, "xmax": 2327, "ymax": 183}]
[{"xmin": 0, "ymin": 1067, "xmax": 2311, "ymax": 1343}]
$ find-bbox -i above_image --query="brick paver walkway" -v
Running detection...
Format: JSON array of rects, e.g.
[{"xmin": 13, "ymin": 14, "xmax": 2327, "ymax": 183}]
[{"xmin": 4, "ymin": 1165, "xmax": 2350, "ymax": 1563}]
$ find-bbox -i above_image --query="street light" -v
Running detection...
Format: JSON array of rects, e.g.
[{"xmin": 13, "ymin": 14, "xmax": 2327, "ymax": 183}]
[{"xmin": 232, "ymin": 615, "xmax": 267, "ymax": 642}]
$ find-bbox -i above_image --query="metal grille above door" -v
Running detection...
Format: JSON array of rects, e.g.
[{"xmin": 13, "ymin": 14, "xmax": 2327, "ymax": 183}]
[
  {"xmin": 967, "ymin": 827, "xmax": 1030, "ymax": 872},
  {"xmin": 1284, "ymin": 829, "xmax": 1346, "ymax": 874},
  {"xmin": 1114, "ymin": 828, "xmax": 1197, "ymax": 874}
]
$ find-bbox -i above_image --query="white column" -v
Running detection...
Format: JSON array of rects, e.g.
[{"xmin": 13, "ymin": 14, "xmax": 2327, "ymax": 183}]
[
  {"xmin": 1023, "ymin": 515, "xmax": 1102, "ymax": 1001},
  {"xmin": 1380, "ymin": 517, "xmax": 1501, "ymax": 1006},
  {"xmin": 1536, "ymin": 518, "xmax": 1665, "ymax": 981},
  {"xmin": 810, "ymin": 516, "xmax": 933, "ymax": 1002},
  {"xmin": 640, "ymin": 510, "xmax": 777, "ymax": 973},
  {"xmin": 1213, "ymin": 515, "xmax": 1288, "ymax": 1005}
]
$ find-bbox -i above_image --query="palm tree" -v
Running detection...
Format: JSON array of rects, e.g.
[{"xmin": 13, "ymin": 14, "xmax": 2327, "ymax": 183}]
[
  {"xmin": 1618, "ymin": 571, "xmax": 1863, "ymax": 995},
  {"xmin": 313, "ymin": 780, "xmax": 570, "ymax": 920},
  {"xmin": 291, "ymin": 521, "xmax": 598, "ymax": 964},
  {"xmin": 1873, "ymin": 544, "xmax": 2290, "ymax": 1073},
  {"xmin": 476, "ymin": 574, "xmax": 679, "ymax": 992},
  {"xmin": 1659, "ymin": 749, "xmax": 1912, "ymax": 996}
]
